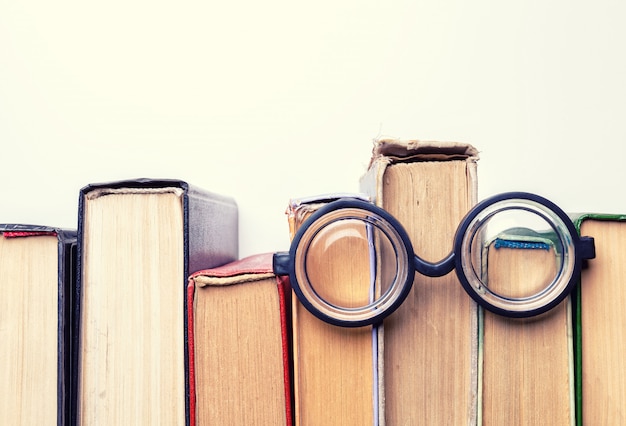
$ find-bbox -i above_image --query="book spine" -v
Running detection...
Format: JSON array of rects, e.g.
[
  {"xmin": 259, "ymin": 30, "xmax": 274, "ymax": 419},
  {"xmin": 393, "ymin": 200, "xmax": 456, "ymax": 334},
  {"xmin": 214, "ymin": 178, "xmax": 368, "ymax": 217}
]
[
  {"xmin": 571, "ymin": 213, "xmax": 626, "ymax": 426},
  {"xmin": 73, "ymin": 179, "xmax": 238, "ymax": 426},
  {"xmin": 183, "ymin": 185, "xmax": 238, "ymax": 426},
  {"xmin": 360, "ymin": 141, "xmax": 479, "ymax": 425},
  {"xmin": 288, "ymin": 197, "xmax": 377, "ymax": 425},
  {"xmin": 1, "ymin": 225, "xmax": 77, "ymax": 426},
  {"xmin": 277, "ymin": 275, "xmax": 293, "ymax": 426},
  {"xmin": 186, "ymin": 281, "xmax": 197, "ymax": 426},
  {"xmin": 58, "ymin": 232, "xmax": 77, "ymax": 426}
]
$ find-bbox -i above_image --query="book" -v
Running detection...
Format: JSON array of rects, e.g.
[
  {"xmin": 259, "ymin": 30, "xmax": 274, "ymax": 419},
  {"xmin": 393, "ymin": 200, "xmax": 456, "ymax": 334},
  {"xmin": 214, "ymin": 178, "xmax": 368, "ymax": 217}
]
[
  {"xmin": 573, "ymin": 214, "xmax": 626, "ymax": 424},
  {"xmin": 73, "ymin": 178, "xmax": 238, "ymax": 425},
  {"xmin": 478, "ymin": 231, "xmax": 575, "ymax": 425},
  {"xmin": 186, "ymin": 253, "xmax": 292, "ymax": 425},
  {"xmin": 286, "ymin": 194, "xmax": 380, "ymax": 425},
  {"xmin": 0, "ymin": 224, "xmax": 76, "ymax": 426},
  {"xmin": 360, "ymin": 138, "xmax": 479, "ymax": 424}
]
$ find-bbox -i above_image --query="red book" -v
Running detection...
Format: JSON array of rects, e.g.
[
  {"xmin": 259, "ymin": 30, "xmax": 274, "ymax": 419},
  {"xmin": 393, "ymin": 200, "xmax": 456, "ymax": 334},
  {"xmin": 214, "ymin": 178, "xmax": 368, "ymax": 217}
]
[{"xmin": 187, "ymin": 253, "xmax": 292, "ymax": 425}]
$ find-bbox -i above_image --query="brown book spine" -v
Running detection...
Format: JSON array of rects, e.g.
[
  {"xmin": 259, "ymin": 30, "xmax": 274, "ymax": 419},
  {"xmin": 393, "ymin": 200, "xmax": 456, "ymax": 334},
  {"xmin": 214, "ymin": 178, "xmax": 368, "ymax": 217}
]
[
  {"xmin": 186, "ymin": 253, "xmax": 292, "ymax": 425},
  {"xmin": 288, "ymin": 195, "xmax": 378, "ymax": 425},
  {"xmin": 575, "ymin": 215, "xmax": 626, "ymax": 424},
  {"xmin": 360, "ymin": 138, "xmax": 479, "ymax": 425},
  {"xmin": 479, "ymin": 235, "xmax": 575, "ymax": 425}
]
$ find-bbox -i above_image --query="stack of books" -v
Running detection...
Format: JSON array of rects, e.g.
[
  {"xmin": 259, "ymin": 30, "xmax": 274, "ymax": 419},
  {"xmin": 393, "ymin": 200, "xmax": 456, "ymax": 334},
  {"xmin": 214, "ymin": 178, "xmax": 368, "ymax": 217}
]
[{"xmin": 1, "ymin": 140, "xmax": 623, "ymax": 425}]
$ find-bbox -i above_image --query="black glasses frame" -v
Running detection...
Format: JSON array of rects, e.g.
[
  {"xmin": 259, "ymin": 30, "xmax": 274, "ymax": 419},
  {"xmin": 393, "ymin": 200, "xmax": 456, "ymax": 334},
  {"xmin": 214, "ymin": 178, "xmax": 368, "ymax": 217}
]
[{"xmin": 273, "ymin": 192, "xmax": 595, "ymax": 327}]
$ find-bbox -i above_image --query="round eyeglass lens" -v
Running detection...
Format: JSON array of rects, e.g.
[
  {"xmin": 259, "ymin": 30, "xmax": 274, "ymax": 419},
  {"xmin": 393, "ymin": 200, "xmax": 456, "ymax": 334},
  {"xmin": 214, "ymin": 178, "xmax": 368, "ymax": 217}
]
[
  {"xmin": 457, "ymin": 196, "xmax": 576, "ymax": 316},
  {"xmin": 292, "ymin": 206, "xmax": 411, "ymax": 326}
]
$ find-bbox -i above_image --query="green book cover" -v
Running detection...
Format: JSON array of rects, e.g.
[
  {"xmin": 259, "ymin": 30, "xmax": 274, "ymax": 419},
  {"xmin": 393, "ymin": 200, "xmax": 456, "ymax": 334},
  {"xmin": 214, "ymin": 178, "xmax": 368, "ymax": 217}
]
[{"xmin": 571, "ymin": 213, "xmax": 626, "ymax": 426}]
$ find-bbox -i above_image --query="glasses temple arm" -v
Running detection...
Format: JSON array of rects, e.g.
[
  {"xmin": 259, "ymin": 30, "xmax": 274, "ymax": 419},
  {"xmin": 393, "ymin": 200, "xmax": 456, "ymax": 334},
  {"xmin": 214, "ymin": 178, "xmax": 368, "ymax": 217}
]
[{"xmin": 272, "ymin": 252, "xmax": 291, "ymax": 276}]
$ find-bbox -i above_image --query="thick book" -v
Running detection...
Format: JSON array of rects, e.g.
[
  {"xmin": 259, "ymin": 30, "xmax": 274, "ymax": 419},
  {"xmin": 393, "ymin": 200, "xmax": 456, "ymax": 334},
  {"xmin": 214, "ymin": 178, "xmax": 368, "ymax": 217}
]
[
  {"xmin": 73, "ymin": 178, "xmax": 238, "ymax": 425},
  {"xmin": 573, "ymin": 214, "xmax": 626, "ymax": 424},
  {"xmin": 187, "ymin": 253, "xmax": 292, "ymax": 425},
  {"xmin": 360, "ymin": 138, "xmax": 479, "ymax": 424},
  {"xmin": 0, "ymin": 224, "xmax": 76, "ymax": 426},
  {"xmin": 479, "ymin": 231, "xmax": 575, "ymax": 424},
  {"xmin": 287, "ymin": 194, "xmax": 380, "ymax": 426}
]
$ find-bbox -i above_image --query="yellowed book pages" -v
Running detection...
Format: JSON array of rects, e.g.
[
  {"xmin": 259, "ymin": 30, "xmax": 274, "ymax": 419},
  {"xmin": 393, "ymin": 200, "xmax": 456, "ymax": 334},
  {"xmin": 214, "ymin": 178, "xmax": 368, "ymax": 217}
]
[
  {"xmin": 360, "ymin": 138, "xmax": 479, "ymax": 425},
  {"xmin": 79, "ymin": 189, "xmax": 187, "ymax": 424},
  {"xmin": 0, "ymin": 233, "xmax": 62, "ymax": 425},
  {"xmin": 578, "ymin": 217, "xmax": 626, "ymax": 423},
  {"xmin": 288, "ymin": 196, "xmax": 377, "ymax": 426},
  {"xmin": 480, "ymin": 239, "xmax": 574, "ymax": 425},
  {"xmin": 188, "ymin": 253, "xmax": 290, "ymax": 425},
  {"xmin": 76, "ymin": 180, "xmax": 238, "ymax": 425}
]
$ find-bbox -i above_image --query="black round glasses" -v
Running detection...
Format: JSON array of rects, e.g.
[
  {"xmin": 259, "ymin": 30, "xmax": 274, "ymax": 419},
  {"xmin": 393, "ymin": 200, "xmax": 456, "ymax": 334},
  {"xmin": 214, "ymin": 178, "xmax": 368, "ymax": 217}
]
[{"xmin": 273, "ymin": 192, "xmax": 595, "ymax": 328}]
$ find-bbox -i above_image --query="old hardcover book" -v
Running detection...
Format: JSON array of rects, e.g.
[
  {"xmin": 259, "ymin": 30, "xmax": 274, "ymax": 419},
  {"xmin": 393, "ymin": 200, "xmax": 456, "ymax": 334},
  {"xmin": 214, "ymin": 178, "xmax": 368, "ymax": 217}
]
[
  {"xmin": 0, "ymin": 224, "xmax": 76, "ymax": 426},
  {"xmin": 74, "ymin": 178, "xmax": 238, "ymax": 425},
  {"xmin": 573, "ymin": 214, "xmax": 626, "ymax": 424},
  {"xmin": 287, "ymin": 194, "xmax": 379, "ymax": 426},
  {"xmin": 479, "ymin": 232, "xmax": 574, "ymax": 425},
  {"xmin": 187, "ymin": 253, "xmax": 292, "ymax": 425},
  {"xmin": 360, "ymin": 138, "xmax": 479, "ymax": 424}
]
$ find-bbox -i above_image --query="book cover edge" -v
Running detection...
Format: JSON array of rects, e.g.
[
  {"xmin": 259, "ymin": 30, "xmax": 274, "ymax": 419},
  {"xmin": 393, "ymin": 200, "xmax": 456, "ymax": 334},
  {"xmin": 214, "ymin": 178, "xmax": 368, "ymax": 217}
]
[
  {"xmin": 571, "ymin": 212, "xmax": 626, "ymax": 426},
  {"xmin": 1, "ymin": 224, "xmax": 77, "ymax": 426},
  {"xmin": 74, "ymin": 179, "xmax": 238, "ymax": 426}
]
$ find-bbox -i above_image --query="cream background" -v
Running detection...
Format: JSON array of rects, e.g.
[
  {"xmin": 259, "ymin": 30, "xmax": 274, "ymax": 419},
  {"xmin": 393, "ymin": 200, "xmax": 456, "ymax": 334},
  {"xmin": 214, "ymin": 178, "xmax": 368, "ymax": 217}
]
[{"xmin": 1, "ymin": 1, "xmax": 625, "ymax": 258}]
